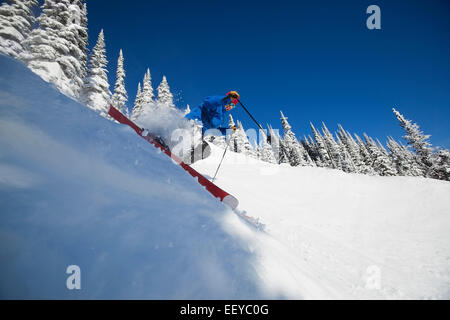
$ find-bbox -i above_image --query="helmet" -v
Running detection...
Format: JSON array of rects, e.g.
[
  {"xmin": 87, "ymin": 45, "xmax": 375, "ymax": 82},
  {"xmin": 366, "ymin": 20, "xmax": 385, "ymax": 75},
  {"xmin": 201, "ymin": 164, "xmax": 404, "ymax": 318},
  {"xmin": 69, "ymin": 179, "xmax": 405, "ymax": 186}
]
[{"xmin": 227, "ymin": 91, "xmax": 240, "ymax": 100}]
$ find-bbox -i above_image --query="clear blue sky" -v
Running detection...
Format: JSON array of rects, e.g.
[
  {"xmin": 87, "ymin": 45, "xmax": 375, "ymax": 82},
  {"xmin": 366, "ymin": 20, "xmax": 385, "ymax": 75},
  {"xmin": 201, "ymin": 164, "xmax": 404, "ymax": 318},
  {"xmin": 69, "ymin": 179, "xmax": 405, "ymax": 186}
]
[{"xmin": 86, "ymin": 0, "xmax": 450, "ymax": 148}]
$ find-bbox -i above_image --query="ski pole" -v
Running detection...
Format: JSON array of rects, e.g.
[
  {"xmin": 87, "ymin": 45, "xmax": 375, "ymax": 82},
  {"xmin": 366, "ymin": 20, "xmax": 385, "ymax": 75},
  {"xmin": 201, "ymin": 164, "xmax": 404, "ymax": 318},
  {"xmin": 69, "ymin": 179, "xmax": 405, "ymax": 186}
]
[
  {"xmin": 212, "ymin": 142, "xmax": 229, "ymax": 183},
  {"xmin": 237, "ymin": 99, "xmax": 264, "ymax": 131},
  {"xmin": 237, "ymin": 99, "xmax": 271, "ymax": 143}
]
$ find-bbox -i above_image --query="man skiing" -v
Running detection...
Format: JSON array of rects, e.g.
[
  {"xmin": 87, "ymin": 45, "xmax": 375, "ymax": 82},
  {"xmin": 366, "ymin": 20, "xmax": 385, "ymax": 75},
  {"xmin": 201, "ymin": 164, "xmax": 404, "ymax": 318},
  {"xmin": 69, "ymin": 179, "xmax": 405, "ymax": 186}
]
[
  {"xmin": 183, "ymin": 91, "xmax": 239, "ymax": 163},
  {"xmin": 185, "ymin": 91, "xmax": 240, "ymax": 134}
]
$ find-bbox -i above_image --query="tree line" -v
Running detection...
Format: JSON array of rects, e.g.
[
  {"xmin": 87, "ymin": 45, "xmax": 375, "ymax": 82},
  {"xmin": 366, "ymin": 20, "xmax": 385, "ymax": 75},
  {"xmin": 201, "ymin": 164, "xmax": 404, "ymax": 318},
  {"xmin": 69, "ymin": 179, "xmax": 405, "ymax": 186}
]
[
  {"xmin": 222, "ymin": 109, "xmax": 449, "ymax": 181},
  {"xmin": 0, "ymin": 0, "xmax": 176, "ymax": 119}
]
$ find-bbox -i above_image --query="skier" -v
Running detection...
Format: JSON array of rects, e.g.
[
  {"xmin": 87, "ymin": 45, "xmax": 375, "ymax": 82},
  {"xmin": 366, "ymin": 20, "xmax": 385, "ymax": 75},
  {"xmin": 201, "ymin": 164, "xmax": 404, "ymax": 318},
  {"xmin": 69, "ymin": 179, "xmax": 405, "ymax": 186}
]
[
  {"xmin": 185, "ymin": 91, "xmax": 240, "ymax": 134},
  {"xmin": 184, "ymin": 91, "xmax": 239, "ymax": 163}
]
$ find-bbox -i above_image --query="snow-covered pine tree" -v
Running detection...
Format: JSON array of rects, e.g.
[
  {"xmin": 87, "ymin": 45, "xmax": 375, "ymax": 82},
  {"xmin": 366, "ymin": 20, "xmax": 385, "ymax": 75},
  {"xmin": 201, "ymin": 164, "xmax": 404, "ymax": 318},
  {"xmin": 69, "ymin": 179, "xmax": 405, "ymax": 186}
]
[
  {"xmin": 131, "ymin": 82, "xmax": 144, "ymax": 121},
  {"xmin": 228, "ymin": 114, "xmax": 239, "ymax": 152},
  {"xmin": 302, "ymin": 143, "xmax": 316, "ymax": 166},
  {"xmin": 336, "ymin": 135, "xmax": 356, "ymax": 173},
  {"xmin": 364, "ymin": 133, "xmax": 397, "ymax": 176},
  {"xmin": 308, "ymin": 135, "xmax": 315, "ymax": 147},
  {"xmin": 300, "ymin": 135, "xmax": 311, "ymax": 152},
  {"xmin": 376, "ymin": 139, "xmax": 390, "ymax": 158},
  {"xmin": 278, "ymin": 137, "xmax": 290, "ymax": 164},
  {"xmin": 259, "ymin": 129, "xmax": 277, "ymax": 164},
  {"xmin": 131, "ymin": 69, "xmax": 156, "ymax": 120},
  {"xmin": 233, "ymin": 122, "xmax": 244, "ymax": 153},
  {"xmin": 321, "ymin": 122, "xmax": 342, "ymax": 170},
  {"xmin": 387, "ymin": 137, "xmax": 424, "ymax": 177},
  {"xmin": 280, "ymin": 111, "xmax": 306, "ymax": 166},
  {"xmin": 302, "ymin": 135, "xmax": 321, "ymax": 167},
  {"xmin": 295, "ymin": 133, "xmax": 315, "ymax": 166},
  {"xmin": 397, "ymin": 140, "xmax": 426, "ymax": 177},
  {"xmin": 22, "ymin": 0, "xmax": 88, "ymax": 98},
  {"xmin": 430, "ymin": 149, "xmax": 450, "ymax": 181},
  {"xmin": 236, "ymin": 121, "xmax": 257, "ymax": 158},
  {"xmin": 156, "ymin": 75, "xmax": 175, "ymax": 108},
  {"xmin": 347, "ymin": 139, "xmax": 370, "ymax": 174},
  {"xmin": 70, "ymin": 0, "xmax": 88, "ymax": 88},
  {"xmin": 387, "ymin": 137, "xmax": 407, "ymax": 176},
  {"xmin": 349, "ymin": 131, "xmax": 373, "ymax": 174},
  {"xmin": 268, "ymin": 125, "xmax": 283, "ymax": 164},
  {"xmin": 392, "ymin": 108, "xmax": 434, "ymax": 176},
  {"xmin": 80, "ymin": 29, "xmax": 111, "ymax": 116},
  {"xmin": 337, "ymin": 125, "xmax": 365, "ymax": 173},
  {"xmin": 141, "ymin": 68, "xmax": 154, "ymax": 105},
  {"xmin": 255, "ymin": 143, "xmax": 262, "ymax": 161},
  {"xmin": 354, "ymin": 134, "xmax": 377, "ymax": 175},
  {"xmin": 0, "ymin": 0, "xmax": 38, "ymax": 59},
  {"xmin": 310, "ymin": 122, "xmax": 332, "ymax": 168},
  {"xmin": 111, "ymin": 49, "xmax": 128, "ymax": 115},
  {"xmin": 377, "ymin": 139, "xmax": 398, "ymax": 173}
]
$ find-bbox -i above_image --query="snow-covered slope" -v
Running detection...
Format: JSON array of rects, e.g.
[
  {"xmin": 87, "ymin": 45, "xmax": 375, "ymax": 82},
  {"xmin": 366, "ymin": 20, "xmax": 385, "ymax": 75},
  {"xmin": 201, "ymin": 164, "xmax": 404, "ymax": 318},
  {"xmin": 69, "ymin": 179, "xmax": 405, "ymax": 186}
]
[
  {"xmin": 193, "ymin": 143, "xmax": 450, "ymax": 299},
  {"xmin": 0, "ymin": 54, "xmax": 265, "ymax": 299},
  {"xmin": 1, "ymin": 54, "xmax": 449, "ymax": 299}
]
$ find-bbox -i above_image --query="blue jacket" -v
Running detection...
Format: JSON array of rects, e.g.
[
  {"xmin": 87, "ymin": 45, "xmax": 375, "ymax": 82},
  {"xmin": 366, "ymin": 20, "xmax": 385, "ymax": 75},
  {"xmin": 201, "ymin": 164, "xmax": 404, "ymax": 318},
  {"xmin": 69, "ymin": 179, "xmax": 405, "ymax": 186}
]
[{"xmin": 185, "ymin": 95, "xmax": 233, "ymax": 134}]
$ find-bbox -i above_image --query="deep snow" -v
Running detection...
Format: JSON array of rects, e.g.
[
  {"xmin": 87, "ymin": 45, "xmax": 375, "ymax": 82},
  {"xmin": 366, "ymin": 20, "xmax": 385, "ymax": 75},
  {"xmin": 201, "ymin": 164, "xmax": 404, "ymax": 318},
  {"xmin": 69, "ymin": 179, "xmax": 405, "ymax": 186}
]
[
  {"xmin": 0, "ymin": 55, "xmax": 265, "ymax": 299},
  {"xmin": 1, "ymin": 54, "xmax": 449, "ymax": 299},
  {"xmin": 193, "ymin": 144, "xmax": 450, "ymax": 299}
]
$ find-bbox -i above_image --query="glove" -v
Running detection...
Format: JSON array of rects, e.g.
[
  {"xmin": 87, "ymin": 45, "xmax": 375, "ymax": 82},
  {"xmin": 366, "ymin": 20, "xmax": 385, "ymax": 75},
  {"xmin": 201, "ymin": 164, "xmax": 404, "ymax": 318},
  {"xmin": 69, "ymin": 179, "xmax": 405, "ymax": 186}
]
[{"xmin": 225, "ymin": 103, "xmax": 235, "ymax": 111}]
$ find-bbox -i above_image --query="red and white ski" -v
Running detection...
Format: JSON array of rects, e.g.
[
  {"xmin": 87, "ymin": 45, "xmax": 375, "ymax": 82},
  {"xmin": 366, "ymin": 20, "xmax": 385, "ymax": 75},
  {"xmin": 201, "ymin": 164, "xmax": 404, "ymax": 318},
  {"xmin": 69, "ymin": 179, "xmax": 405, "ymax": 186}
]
[{"xmin": 108, "ymin": 106, "xmax": 239, "ymax": 210}]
